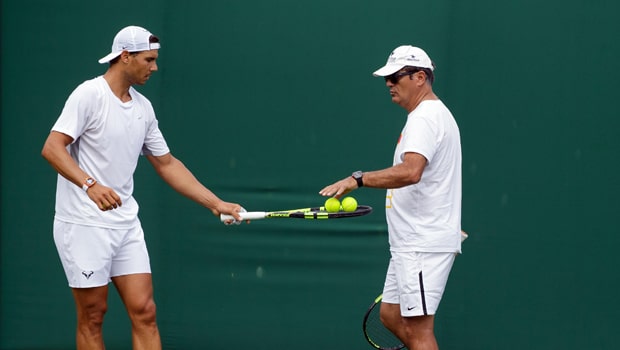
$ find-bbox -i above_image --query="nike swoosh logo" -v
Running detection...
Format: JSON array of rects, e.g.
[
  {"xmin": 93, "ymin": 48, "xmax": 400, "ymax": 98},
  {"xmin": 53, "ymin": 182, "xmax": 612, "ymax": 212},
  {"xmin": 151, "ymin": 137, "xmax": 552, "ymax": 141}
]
[{"xmin": 407, "ymin": 306, "xmax": 415, "ymax": 310}]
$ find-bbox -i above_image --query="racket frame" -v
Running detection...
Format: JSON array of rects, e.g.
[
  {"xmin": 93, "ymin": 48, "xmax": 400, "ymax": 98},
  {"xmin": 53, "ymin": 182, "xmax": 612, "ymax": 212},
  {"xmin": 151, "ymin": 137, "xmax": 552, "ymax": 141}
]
[{"xmin": 362, "ymin": 294, "xmax": 405, "ymax": 350}]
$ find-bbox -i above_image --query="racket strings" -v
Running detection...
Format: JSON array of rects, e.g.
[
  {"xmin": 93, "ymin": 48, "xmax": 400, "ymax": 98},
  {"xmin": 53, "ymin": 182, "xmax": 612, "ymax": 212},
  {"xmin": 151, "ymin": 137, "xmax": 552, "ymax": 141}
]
[{"xmin": 364, "ymin": 303, "xmax": 405, "ymax": 350}]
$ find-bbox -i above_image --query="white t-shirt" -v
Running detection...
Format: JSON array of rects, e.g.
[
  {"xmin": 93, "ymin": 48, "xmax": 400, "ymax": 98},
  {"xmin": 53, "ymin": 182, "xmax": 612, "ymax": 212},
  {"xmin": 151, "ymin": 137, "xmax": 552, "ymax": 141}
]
[
  {"xmin": 51, "ymin": 76, "xmax": 170, "ymax": 228},
  {"xmin": 385, "ymin": 100, "xmax": 462, "ymax": 253}
]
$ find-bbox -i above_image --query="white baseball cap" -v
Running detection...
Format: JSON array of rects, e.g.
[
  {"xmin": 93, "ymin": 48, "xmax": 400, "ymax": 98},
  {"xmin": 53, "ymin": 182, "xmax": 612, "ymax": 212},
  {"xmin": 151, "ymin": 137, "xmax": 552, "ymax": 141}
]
[
  {"xmin": 98, "ymin": 26, "xmax": 161, "ymax": 64},
  {"xmin": 372, "ymin": 45, "xmax": 434, "ymax": 76}
]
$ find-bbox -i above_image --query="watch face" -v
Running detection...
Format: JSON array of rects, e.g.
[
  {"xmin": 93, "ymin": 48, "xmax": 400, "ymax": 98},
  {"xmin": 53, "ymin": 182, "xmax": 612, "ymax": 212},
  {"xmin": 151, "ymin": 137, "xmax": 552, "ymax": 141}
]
[
  {"xmin": 352, "ymin": 171, "xmax": 363, "ymax": 179},
  {"xmin": 86, "ymin": 178, "xmax": 95, "ymax": 186}
]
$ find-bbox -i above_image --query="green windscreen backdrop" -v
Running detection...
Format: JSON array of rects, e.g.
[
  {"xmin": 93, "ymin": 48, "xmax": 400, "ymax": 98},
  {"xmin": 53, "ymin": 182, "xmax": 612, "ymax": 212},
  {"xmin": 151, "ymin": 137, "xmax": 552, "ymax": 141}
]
[{"xmin": 2, "ymin": 1, "xmax": 619, "ymax": 349}]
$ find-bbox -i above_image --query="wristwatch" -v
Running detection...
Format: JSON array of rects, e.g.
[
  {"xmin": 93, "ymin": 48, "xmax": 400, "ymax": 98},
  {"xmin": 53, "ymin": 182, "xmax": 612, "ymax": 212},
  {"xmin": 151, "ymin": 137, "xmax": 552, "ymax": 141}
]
[
  {"xmin": 82, "ymin": 177, "xmax": 97, "ymax": 192},
  {"xmin": 351, "ymin": 171, "xmax": 364, "ymax": 188}
]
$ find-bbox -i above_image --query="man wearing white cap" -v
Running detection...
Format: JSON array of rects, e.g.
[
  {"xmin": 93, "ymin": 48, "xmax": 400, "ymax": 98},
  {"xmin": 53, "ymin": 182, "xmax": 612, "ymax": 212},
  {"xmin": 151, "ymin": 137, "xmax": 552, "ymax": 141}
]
[
  {"xmin": 320, "ymin": 45, "xmax": 462, "ymax": 349},
  {"xmin": 42, "ymin": 26, "xmax": 247, "ymax": 349}
]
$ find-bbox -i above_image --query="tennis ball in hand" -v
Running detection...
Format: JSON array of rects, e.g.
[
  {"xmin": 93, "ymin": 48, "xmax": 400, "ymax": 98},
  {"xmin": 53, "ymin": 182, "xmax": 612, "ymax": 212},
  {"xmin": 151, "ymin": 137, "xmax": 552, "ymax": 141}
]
[
  {"xmin": 341, "ymin": 196, "xmax": 358, "ymax": 212},
  {"xmin": 324, "ymin": 197, "xmax": 341, "ymax": 212}
]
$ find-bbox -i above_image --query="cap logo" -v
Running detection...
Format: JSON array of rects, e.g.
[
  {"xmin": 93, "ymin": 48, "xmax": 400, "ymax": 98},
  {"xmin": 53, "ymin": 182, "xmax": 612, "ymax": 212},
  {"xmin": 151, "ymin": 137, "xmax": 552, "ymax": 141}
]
[
  {"xmin": 388, "ymin": 51, "xmax": 396, "ymax": 61},
  {"xmin": 388, "ymin": 52, "xmax": 422, "ymax": 64}
]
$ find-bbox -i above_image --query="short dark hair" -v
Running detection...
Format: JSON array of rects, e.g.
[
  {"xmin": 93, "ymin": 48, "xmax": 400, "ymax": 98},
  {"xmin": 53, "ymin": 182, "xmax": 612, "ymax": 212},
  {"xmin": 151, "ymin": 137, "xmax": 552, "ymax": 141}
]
[
  {"xmin": 404, "ymin": 66, "xmax": 434, "ymax": 85},
  {"xmin": 148, "ymin": 35, "xmax": 160, "ymax": 45},
  {"xmin": 420, "ymin": 67, "xmax": 434, "ymax": 85}
]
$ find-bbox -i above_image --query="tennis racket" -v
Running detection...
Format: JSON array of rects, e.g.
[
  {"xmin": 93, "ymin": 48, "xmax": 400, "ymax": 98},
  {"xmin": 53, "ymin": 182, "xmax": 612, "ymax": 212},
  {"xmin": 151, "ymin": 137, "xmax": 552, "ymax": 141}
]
[
  {"xmin": 362, "ymin": 294, "xmax": 405, "ymax": 350},
  {"xmin": 220, "ymin": 205, "xmax": 372, "ymax": 222}
]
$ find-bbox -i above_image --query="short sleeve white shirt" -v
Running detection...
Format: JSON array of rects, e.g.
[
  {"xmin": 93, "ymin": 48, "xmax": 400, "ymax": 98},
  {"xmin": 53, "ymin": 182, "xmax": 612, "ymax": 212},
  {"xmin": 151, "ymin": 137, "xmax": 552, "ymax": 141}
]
[
  {"xmin": 385, "ymin": 100, "xmax": 462, "ymax": 253},
  {"xmin": 51, "ymin": 76, "xmax": 170, "ymax": 228}
]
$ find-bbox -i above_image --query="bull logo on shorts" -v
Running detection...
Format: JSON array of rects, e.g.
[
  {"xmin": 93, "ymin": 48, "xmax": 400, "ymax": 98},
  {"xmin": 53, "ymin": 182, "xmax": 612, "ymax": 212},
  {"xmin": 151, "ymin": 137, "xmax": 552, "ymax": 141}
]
[{"xmin": 82, "ymin": 271, "xmax": 94, "ymax": 279}]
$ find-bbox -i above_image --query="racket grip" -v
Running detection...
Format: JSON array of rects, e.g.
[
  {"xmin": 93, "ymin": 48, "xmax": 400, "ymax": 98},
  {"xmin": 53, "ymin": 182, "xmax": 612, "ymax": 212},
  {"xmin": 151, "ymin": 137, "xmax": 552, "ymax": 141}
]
[{"xmin": 220, "ymin": 211, "xmax": 266, "ymax": 222}]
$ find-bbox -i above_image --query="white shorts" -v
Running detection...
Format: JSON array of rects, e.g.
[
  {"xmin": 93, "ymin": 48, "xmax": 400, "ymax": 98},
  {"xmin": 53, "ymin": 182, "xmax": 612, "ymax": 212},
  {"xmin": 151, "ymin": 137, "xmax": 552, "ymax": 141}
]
[
  {"xmin": 382, "ymin": 251, "xmax": 455, "ymax": 317},
  {"xmin": 53, "ymin": 219, "xmax": 151, "ymax": 288}
]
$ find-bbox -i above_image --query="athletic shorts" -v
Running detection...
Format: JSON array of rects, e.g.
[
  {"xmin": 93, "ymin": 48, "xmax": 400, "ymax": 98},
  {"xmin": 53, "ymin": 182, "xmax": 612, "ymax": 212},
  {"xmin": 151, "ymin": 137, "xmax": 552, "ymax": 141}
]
[
  {"xmin": 382, "ymin": 251, "xmax": 455, "ymax": 317},
  {"xmin": 53, "ymin": 219, "xmax": 151, "ymax": 288}
]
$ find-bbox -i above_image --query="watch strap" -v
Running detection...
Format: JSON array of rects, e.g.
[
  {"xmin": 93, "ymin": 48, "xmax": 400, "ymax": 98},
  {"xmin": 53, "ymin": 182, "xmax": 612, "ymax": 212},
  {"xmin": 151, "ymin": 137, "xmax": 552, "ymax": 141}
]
[
  {"xmin": 82, "ymin": 177, "xmax": 97, "ymax": 192},
  {"xmin": 352, "ymin": 171, "xmax": 364, "ymax": 187}
]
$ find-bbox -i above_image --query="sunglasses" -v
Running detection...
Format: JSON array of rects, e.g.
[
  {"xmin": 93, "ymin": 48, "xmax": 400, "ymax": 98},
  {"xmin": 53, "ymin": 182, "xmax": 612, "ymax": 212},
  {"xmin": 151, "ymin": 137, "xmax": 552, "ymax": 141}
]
[{"xmin": 384, "ymin": 69, "xmax": 420, "ymax": 85}]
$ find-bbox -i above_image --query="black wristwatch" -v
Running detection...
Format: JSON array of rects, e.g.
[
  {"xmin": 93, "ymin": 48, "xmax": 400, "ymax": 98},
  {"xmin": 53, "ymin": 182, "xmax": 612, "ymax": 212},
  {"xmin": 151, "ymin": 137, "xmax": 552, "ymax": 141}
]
[{"xmin": 351, "ymin": 171, "xmax": 364, "ymax": 188}]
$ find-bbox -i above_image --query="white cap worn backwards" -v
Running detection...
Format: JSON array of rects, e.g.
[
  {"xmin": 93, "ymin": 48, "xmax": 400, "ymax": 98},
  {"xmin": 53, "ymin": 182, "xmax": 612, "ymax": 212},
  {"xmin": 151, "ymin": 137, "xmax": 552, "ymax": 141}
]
[{"xmin": 98, "ymin": 26, "xmax": 161, "ymax": 64}]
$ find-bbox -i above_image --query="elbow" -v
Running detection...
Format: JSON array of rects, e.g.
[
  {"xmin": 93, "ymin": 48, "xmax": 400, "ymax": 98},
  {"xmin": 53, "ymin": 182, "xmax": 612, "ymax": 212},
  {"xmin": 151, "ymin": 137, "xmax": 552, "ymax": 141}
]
[
  {"xmin": 407, "ymin": 172, "xmax": 423, "ymax": 185},
  {"xmin": 41, "ymin": 141, "xmax": 58, "ymax": 163},
  {"xmin": 41, "ymin": 132, "xmax": 73, "ymax": 164},
  {"xmin": 41, "ymin": 141, "xmax": 55, "ymax": 162},
  {"xmin": 41, "ymin": 144, "xmax": 50, "ymax": 161}
]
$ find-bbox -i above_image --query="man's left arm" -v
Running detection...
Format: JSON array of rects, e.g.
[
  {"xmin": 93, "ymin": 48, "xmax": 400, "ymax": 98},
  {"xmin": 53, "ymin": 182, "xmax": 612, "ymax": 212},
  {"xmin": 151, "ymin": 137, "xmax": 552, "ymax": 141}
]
[{"xmin": 146, "ymin": 153, "xmax": 244, "ymax": 220}]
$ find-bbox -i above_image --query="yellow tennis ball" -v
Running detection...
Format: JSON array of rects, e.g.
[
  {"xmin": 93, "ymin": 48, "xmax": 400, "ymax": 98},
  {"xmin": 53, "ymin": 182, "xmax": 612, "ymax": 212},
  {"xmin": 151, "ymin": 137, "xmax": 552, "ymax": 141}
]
[
  {"xmin": 324, "ymin": 197, "xmax": 341, "ymax": 212},
  {"xmin": 341, "ymin": 197, "xmax": 358, "ymax": 212}
]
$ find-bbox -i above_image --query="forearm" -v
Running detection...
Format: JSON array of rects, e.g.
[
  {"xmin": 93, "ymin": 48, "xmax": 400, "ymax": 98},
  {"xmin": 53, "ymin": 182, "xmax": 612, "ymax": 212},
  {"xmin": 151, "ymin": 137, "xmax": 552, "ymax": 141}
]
[
  {"xmin": 41, "ymin": 135, "xmax": 90, "ymax": 189},
  {"xmin": 362, "ymin": 163, "xmax": 420, "ymax": 189},
  {"xmin": 152, "ymin": 156, "xmax": 223, "ymax": 210},
  {"xmin": 319, "ymin": 153, "xmax": 426, "ymax": 198}
]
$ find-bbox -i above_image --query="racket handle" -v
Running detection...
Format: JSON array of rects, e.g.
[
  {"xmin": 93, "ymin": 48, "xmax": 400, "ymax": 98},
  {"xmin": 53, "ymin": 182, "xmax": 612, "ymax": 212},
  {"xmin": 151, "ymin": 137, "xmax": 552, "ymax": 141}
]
[{"xmin": 220, "ymin": 211, "xmax": 266, "ymax": 222}]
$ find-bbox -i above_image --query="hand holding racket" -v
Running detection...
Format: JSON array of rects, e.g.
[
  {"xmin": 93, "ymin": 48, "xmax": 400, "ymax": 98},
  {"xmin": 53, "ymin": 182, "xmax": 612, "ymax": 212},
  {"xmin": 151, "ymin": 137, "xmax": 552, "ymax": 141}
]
[{"xmin": 220, "ymin": 207, "xmax": 247, "ymax": 225}]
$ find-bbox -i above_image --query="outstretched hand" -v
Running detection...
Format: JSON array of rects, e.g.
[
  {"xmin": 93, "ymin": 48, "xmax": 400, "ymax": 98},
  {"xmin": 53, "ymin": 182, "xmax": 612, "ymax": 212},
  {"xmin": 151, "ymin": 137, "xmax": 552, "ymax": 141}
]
[
  {"xmin": 215, "ymin": 201, "xmax": 249, "ymax": 225},
  {"xmin": 319, "ymin": 176, "xmax": 358, "ymax": 199}
]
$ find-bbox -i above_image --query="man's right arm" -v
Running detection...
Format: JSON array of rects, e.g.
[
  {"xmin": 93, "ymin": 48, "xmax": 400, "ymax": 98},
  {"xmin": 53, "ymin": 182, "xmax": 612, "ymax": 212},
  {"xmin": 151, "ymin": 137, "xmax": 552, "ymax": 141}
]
[
  {"xmin": 41, "ymin": 131, "xmax": 121, "ymax": 211},
  {"xmin": 41, "ymin": 131, "xmax": 85, "ymax": 187},
  {"xmin": 318, "ymin": 152, "xmax": 428, "ymax": 198}
]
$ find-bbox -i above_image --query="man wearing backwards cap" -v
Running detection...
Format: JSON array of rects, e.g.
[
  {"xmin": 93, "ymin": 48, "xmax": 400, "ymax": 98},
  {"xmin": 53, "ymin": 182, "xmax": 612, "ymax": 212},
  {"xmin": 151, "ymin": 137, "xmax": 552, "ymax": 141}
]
[
  {"xmin": 42, "ymin": 26, "xmax": 247, "ymax": 349},
  {"xmin": 320, "ymin": 45, "xmax": 462, "ymax": 350}
]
